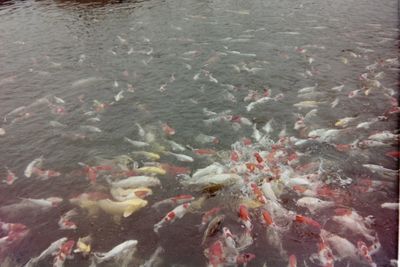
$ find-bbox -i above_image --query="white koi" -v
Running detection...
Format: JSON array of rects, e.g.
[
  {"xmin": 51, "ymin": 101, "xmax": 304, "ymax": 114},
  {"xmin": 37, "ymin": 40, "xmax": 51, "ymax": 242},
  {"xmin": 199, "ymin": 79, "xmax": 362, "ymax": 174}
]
[{"xmin": 93, "ymin": 240, "xmax": 138, "ymax": 263}]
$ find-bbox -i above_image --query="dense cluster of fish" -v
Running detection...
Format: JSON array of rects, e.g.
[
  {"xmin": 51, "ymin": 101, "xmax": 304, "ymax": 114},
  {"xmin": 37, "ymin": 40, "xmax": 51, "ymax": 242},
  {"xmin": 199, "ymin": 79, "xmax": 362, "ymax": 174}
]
[{"xmin": 0, "ymin": 2, "xmax": 399, "ymax": 267}]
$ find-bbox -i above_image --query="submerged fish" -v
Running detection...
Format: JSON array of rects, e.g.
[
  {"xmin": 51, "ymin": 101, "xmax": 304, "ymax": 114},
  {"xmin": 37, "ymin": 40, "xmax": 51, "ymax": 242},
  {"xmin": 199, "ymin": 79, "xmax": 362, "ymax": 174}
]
[
  {"xmin": 98, "ymin": 198, "xmax": 148, "ymax": 218},
  {"xmin": 93, "ymin": 240, "xmax": 138, "ymax": 264}
]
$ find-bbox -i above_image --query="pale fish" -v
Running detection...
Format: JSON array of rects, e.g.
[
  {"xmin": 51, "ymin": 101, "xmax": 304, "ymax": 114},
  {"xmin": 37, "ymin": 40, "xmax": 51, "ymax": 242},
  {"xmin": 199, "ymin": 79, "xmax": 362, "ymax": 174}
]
[
  {"xmin": 131, "ymin": 151, "xmax": 160, "ymax": 160},
  {"xmin": 192, "ymin": 162, "xmax": 225, "ymax": 179},
  {"xmin": 165, "ymin": 151, "xmax": 194, "ymax": 162},
  {"xmin": 362, "ymin": 164, "xmax": 398, "ymax": 181},
  {"xmin": 293, "ymin": 101, "xmax": 321, "ymax": 109},
  {"xmin": 23, "ymin": 238, "xmax": 67, "ymax": 267},
  {"xmin": 97, "ymin": 198, "xmax": 147, "ymax": 218},
  {"xmin": 246, "ymin": 97, "xmax": 274, "ymax": 112},
  {"xmin": 71, "ymin": 77, "xmax": 102, "ymax": 88},
  {"xmin": 298, "ymin": 84, "xmax": 317, "ymax": 94},
  {"xmin": 124, "ymin": 137, "xmax": 149, "ymax": 148},
  {"xmin": 381, "ymin": 203, "xmax": 398, "ymax": 210},
  {"xmin": 93, "ymin": 240, "xmax": 138, "ymax": 264},
  {"xmin": 296, "ymin": 197, "xmax": 334, "ymax": 213},
  {"xmin": 181, "ymin": 173, "xmax": 241, "ymax": 188},
  {"xmin": 24, "ymin": 156, "xmax": 44, "ymax": 178},
  {"xmin": 140, "ymin": 246, "xmax": 164, "ymax": 267},
  {"xmin": 135, "ymin": 123, "xmax": 146, "ymax": 137},
  {"xmin": 331, "ymin": 85, "xmax": 344, "ymax": 91},
  {"xmin": 114, "ymin": 90, "xmax": 124, "ymax": 102},
  {"xmin": 368, "ymin": 131, "xmax": 398, "ymax": 143},
  {"xmin": 166, "ymin": 140, "xmax": 186, "ymax": 152},
  {"xmin": 335, "ymin": 117, "xmax": 357, "ymax": 128},
  {"xmin": 80, "ymin": 125, "xmax": 102, "ymax": 133},
  {"xmin": 107, "ymin": 176, "xmax": 161, "ymax": 188},
  {"xmin": 110, "ymin": 187, "xmax": 152, "ymax": 201},
  {"xmin": 136, "ymin": 166, "xmax": 166, "ymax": 175}
]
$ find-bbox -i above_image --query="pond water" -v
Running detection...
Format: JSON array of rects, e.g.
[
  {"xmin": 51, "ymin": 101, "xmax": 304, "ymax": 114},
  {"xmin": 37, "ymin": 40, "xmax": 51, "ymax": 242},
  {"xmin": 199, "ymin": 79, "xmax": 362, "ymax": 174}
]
[{"xmin": 0, "ymin": 0, "xmax": 398, "ymax": 266}]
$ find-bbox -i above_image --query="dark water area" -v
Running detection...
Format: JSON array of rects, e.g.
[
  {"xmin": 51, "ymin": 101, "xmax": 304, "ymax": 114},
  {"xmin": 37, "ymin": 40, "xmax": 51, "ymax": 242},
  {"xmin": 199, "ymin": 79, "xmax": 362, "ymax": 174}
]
[{"xmin": 0, "ymin": 0, "xmax": 398, "ymax": 266}]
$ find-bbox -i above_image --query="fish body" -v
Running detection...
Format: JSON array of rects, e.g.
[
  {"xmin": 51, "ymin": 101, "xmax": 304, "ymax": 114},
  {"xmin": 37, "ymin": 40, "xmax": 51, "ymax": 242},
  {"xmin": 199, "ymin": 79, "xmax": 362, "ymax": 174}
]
[
  {"xmin": 152, "ymin": 195, "xmax": 194, "ymax": 209},
  {"xmin": 166, "ymin": 140, "xmax": 186, "ymax": 152},
  {"xmin": 131, "ymin": 151, "xmax": 160, "ymax": 160},
  {"xmin": 246, "ymin": 97, "xmax": 273, "ymax": 112},
  {"xmin": 24, "ymin": 157, "xmax": 43, "ymax": 178},
  {"xmin": 381, "ymin": 203, "xmax": 398, "ymax": 210},
  {"xmin": 94, "ymin": 240, "xmax": 138, "ymax": 264},
  {"xmin": 136, "ymin": 166, "xmax": 166, "ymax": 175},
  {"xmin": 166, "ymin": 151, "xmax": 194, "ymax": 162},
  {"xmin": 24, "ymin": 238, "xmax": 67, "ymax": 267},
  {"xmin": 296, "ymin": 197, "xmax": 334, "ymax": 213},
  {"xmin": 202, "ymin": 215, "xmax": 225, "ymax": 245},
  {"xmin": 368, "ymin": 131, "xmax": 398, "ymax": 143},
  {"xmin": 107, "ymin": 176, "xmax": 161, "ymax": 188},
  {"xmin": 80, "ymin": 125, "xmax": 102, "ymax": 133},
  {"xmin": 154, "ymin": 203, "xmax": 191, "ymax": 233},
  {"xmin": 124, "ymin": 137, "xmax": 149, "ymax": 147},
  {"xmin": 98, "ymin": 198, "xmax": 147, "ymax": 218},
  {"xmin": 53, "ymin": 240, "xmax": 75, "ymax": 267},
  {"xmin": 110, "ymin": 187, "xmax": 152, "ymax": 201},
  {"xmin": 4, "ymin": 168, "xmax": 18, "ymax": 185},
  {"xmin": 182, "ymin": 173, "xmax": 241, "ymax": 188}
]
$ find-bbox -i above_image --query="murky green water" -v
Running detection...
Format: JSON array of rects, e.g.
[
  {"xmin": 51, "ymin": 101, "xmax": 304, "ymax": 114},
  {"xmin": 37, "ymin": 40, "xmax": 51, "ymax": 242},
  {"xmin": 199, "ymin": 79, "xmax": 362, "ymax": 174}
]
[{"xmin": 0, "ymin": 0, "xmax": 398, "ymax": 266}]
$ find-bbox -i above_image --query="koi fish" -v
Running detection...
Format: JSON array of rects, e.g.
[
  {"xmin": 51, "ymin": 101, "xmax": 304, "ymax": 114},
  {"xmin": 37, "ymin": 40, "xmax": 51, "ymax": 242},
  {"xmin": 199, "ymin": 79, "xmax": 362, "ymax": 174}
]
[
  {"xmin": 295, "ymin": 214, "xmax": 321, "ymax": 229},
  {"xmin": 165, "ymin": 151, "xmax": 194, "ymax": 162},
  {"xmin": 154, "ymin": 202, "xmax": 191, "ymax": 233},
  {"xmin": 124, "ymin": 137, "xmax": 149, "ymax": 148},
  {"xmin": 98, "ymin": 198, "xmax": 148, "ymax": 218},
  {"xmin": 107, "ymin": 176, "xmax": 161, "ymax": 188},
  {"xmin": 24, "ymin": 237, "xmax": 68, "ymax": 267},
  {"xmin": 53, "ymin": 240, "xmax": 75, "ymax": 267},
  {"xmin": 24, "ymin": 156, "xmax": 44, "ymax": 178},
  {"xmin": 32, "ymin": 167, "xmax": 61, "ymax": 180},
  {"xmin": 162, "ymin": 123, "xmax": 175, "ymax": 136},
  {"xmin": 93, "ymin": 240, "xmax": 138, "ymax": 264},
  {"xmin": 151, "ymin": 194, "xmax": 194, "ymax": 209},
  {"xmin": 201, "ymin": 207, "xmax": 222, "ymax": 229},
  {"xmin": 110, "ymin": 187, "xmax": 152, "ymax": 201},
  {"xmin": 136, "ymin": 166, "xmax": 166, "ymax": 175},
  {"xmin": 58, "ymin": 209, "xmax": 78, "ymax": 230},
  {"xmin": 166, "ymin": 140, "xmax": 186, "ymax": 152},
  {"xmin": 3, "ymin": 168, "xmax": 18, "ymax": 185},
  {"xmin": 202, "ymin": 215, "xmax": 225, "ymax": 245},
  {"xmin": 140, "ymin": 246, "xmax": 164, "ymax": 267},
  {"xmin": 296, "ymin": 197, "xmax": 334, "ymax": 213},
  {"xmin": 131, "ymin": 151, "xmax": 160, "ymax": 161}
]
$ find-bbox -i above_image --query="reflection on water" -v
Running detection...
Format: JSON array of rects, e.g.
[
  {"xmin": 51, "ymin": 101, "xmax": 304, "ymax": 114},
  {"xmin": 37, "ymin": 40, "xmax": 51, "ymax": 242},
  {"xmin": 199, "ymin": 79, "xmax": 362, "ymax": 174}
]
[{"xmin": 0, "ymin": 0, "xmax": 398, "ymax": 266}]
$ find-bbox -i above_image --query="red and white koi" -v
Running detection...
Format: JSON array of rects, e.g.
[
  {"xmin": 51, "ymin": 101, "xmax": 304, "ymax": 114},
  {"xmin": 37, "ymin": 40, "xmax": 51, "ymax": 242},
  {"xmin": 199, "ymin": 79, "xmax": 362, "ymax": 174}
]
[
  {"xmin": 32, "ymin": 167, "xmax": 61, "ymax": 180},
  {"xmin": 151, "ymin": 194, "xmax": 194, "ymax": 209},
  {"xmin": 58, "ymin": 209, "xmax": 78, "ymax": 230},
  {"xmin": 24, "ymin": 238, "xmax": 68, "ymax": 267},
  {"xmin": 201, "ymin": 207, "xmax": 222, "ymax": 228},
  {"xmin": 53, "ymin": 240, "xmax": 75, "ymax": 267},
  {"xmin": 3, "ymin": 167, "xmax": 18, "ymax": 185},
  {"xmin": 154, "ymin": 202, "xmax": 191, "ymax": 233},
  {"xmin": 162, "ymin": 123, "xmax": 176, "ymax": 136}
]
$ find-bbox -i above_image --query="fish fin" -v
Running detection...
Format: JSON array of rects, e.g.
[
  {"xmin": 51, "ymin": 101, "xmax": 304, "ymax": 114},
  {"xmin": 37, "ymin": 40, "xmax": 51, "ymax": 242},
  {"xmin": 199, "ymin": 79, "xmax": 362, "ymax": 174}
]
[{"xmin": 123, "ymin": 209, "xmax": 134, "ymax": 217}]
